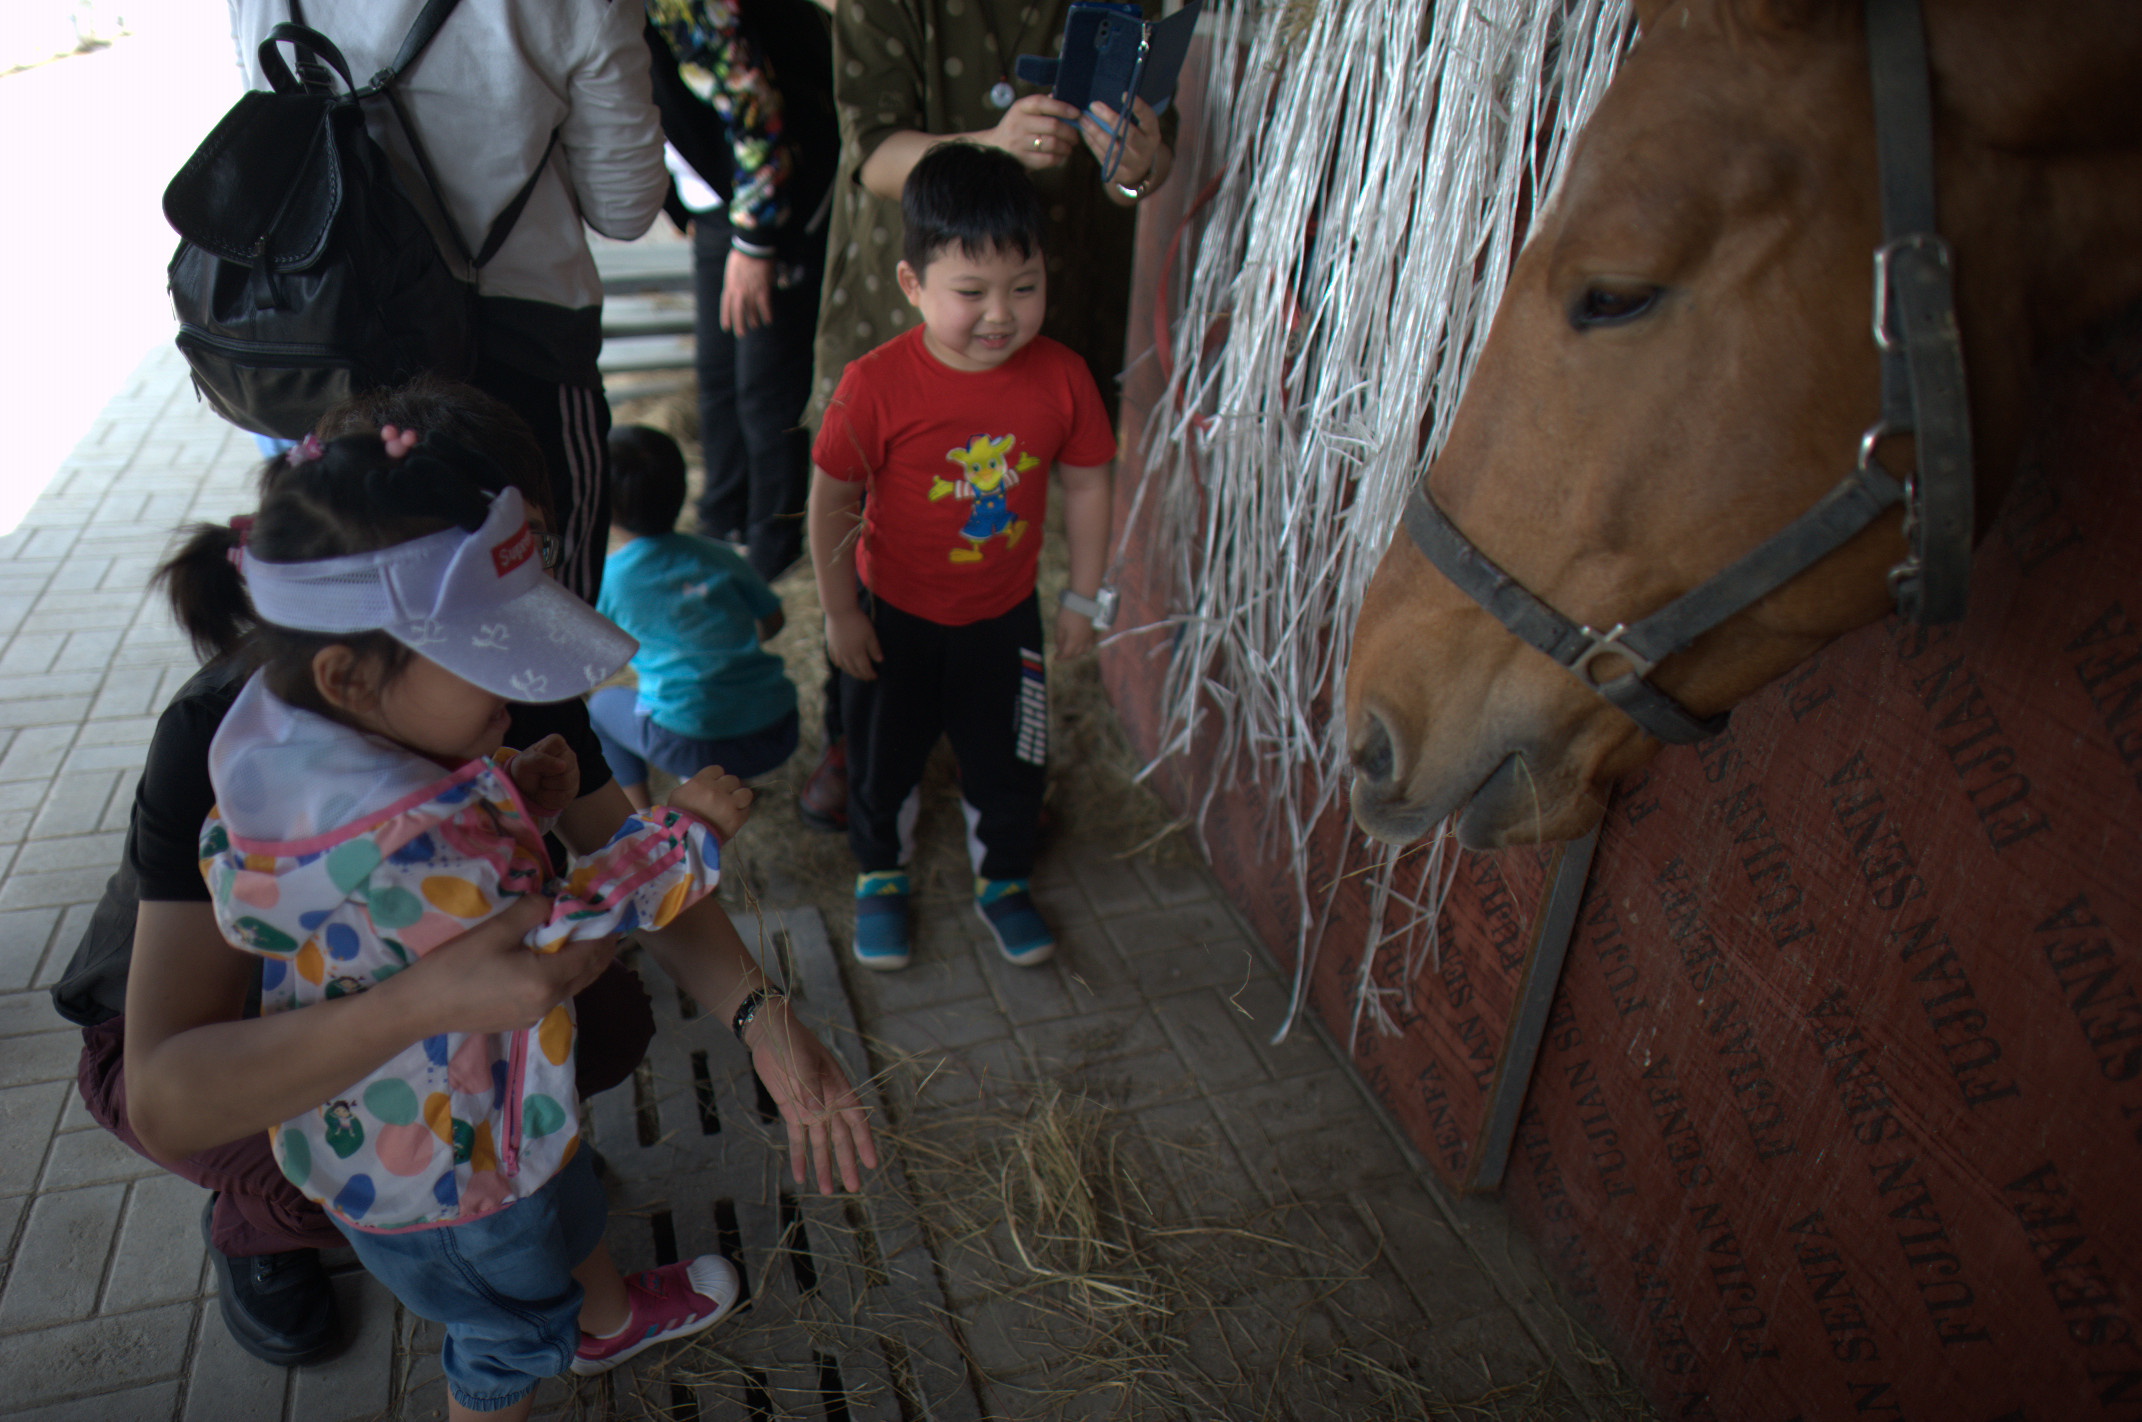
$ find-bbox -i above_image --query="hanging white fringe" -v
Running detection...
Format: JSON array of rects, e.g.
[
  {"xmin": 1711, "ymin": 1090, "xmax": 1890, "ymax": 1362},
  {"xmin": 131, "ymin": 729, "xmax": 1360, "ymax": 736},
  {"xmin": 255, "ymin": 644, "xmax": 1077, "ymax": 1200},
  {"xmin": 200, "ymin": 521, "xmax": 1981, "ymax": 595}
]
[{"xmin": 1118, "ymin": 0, "xmax": 1632, "ymax": 1044}]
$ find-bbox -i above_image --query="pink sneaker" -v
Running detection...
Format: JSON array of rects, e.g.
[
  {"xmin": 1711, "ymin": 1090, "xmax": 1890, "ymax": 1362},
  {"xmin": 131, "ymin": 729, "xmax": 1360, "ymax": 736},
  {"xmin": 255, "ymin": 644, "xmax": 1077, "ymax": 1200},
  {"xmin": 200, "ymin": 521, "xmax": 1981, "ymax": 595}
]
[{"xmin": 571, "ymin": 1255, "xmax": 741, "ymax": 1375}]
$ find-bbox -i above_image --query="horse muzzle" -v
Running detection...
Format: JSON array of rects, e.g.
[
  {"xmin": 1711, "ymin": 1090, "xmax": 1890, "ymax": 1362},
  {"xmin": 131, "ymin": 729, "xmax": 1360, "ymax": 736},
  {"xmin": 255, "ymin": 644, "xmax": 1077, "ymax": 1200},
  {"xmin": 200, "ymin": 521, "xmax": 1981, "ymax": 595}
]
[{"xmin": 1348, "ymin": 696, "xmax": 1613, "ymax": 849}]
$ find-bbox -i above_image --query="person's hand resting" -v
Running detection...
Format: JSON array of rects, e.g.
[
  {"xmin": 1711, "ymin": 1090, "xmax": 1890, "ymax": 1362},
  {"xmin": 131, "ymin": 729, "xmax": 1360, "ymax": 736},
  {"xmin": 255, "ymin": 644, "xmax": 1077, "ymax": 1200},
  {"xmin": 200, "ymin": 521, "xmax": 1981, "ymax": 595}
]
[
  {"xmin": 721, "ymin": 249, "xmax": 775, "ymax": 335},
  {"xmin": 985, "ymin": 92, "xmax": 1082, "ymax": 171},
  {"xmin": 1054, "ymin": 604, "xmax": 1098, "ymax": 661},
  {"xmin": 668, "ymin": 765, "xmax": 755, "ymax": 841},
  {"xmin": 745, "ymin": 996, "xmax": 879, "ymax": 1193},
  {"xmin": 508, "ymin": 733, "xmax": 580, "ymax": 819},
  {"xmin": 825, "ymin": 606, "xmax": 883, "ymax": 681}
]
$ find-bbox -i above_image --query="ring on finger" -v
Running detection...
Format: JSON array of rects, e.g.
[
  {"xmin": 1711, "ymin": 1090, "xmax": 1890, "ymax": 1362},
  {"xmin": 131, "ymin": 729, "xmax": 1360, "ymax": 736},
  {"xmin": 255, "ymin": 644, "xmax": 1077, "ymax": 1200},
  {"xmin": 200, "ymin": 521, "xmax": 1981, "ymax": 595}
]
[{"xmin": 1033, "ymin": 136, "xmax": 1044, "ymax": 151}]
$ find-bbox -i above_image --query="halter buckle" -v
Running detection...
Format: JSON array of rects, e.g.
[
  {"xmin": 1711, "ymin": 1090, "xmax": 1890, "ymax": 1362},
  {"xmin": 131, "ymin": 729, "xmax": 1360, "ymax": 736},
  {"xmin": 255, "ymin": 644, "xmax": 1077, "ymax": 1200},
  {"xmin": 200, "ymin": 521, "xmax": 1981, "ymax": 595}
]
[
  {"xmin": 1871, "ymin": 233, "xmax": 1953, "ymax": 354},
  {"xmin": 1568, "ymin": 623, "xmax": 1656, "ymax": 685}
]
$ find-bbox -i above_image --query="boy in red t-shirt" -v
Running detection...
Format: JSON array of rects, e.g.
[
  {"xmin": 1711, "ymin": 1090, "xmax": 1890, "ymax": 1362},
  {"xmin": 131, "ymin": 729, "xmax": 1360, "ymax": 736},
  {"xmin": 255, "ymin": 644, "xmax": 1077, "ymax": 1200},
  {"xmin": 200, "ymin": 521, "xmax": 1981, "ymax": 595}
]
[{"xmin": 808, "ymin": 143, "xmax": 1116, "ymax": 972}]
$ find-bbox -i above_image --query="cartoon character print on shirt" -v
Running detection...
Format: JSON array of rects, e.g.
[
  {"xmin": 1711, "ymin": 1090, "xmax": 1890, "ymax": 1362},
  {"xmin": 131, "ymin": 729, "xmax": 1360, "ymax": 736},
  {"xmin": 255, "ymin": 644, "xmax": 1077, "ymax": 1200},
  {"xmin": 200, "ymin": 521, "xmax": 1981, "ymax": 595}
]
[
  {"xmin": 323, "ymin": 1099, "xmax": 365, "ymax": 1159},
  {"xmin": 931, "ymin": 434, "xmax": 1041, "ymax": 563}
]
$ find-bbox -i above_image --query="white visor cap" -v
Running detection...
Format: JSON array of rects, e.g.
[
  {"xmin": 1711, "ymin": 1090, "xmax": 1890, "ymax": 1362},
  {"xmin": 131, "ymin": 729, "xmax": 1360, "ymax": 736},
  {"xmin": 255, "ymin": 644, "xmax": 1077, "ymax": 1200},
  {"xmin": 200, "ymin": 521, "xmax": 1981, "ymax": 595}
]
[{"xmin": 240, "ymin": 486, "xmax": 638, "ymax": 703}]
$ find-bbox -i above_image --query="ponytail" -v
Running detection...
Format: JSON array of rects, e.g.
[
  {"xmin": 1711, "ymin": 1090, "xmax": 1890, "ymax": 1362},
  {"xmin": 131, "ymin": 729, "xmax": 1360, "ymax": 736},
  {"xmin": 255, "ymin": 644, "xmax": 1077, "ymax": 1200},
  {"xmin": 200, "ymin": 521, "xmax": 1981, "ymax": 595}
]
[{"xmin": 154, "ymin": 522, "xmax": 255, "ymax": 663}]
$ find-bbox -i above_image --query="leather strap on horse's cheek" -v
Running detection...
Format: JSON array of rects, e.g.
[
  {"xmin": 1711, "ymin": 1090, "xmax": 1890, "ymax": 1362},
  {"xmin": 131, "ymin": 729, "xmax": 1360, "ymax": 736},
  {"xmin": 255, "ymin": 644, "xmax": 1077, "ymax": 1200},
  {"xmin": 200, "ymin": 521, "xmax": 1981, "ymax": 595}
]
[
  {"xmin": 1866, "ymin": 0, "xmax": 1975, "ymax": 625},
  {"xmin": 1399, "ymin": 490, "xmax": 1584, "ymax": 667},
  {"xmin": 1887, "ymin": 240, "xmax": 1975, "ymax": 624},
  {"xmin": 1399, "ymin": 489, "xmax": 1726, "ymax": 743},
  {"xmin": 1610, "ymin": 459, "xmax": 1908, "ymax": 668}
]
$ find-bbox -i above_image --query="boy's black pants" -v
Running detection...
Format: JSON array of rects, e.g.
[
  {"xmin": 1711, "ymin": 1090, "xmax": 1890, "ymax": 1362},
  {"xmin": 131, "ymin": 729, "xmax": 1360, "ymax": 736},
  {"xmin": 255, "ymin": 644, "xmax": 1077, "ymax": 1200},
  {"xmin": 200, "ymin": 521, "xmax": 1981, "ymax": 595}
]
[{"xmin": 841, "ymin": 591, "xmax": 1047, "ymax": 882}]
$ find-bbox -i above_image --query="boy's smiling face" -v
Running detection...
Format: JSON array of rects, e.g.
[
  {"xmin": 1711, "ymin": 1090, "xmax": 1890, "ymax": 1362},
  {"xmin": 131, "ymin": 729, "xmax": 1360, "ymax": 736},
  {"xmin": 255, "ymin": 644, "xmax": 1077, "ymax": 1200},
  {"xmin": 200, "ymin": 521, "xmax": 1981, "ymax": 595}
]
[{"xmin": 897, "ymin": 242, "xmax": 1047, "ymax": 372}]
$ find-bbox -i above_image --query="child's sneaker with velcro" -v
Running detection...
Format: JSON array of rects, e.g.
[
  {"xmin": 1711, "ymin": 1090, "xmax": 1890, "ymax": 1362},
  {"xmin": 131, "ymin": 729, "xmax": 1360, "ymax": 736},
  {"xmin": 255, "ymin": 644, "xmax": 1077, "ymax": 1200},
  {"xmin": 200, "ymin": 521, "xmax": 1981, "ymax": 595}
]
[
  {"xmin": 975, "ymin": 877, "xmax": 1054, "ymax": 966},
  {"xmin": 571, "ymin": 1254, "xmax": 740, "ymax": 1375},
  {"xmin": 852, "ymin": 870, "xmax": 912, "ymax": 971}
]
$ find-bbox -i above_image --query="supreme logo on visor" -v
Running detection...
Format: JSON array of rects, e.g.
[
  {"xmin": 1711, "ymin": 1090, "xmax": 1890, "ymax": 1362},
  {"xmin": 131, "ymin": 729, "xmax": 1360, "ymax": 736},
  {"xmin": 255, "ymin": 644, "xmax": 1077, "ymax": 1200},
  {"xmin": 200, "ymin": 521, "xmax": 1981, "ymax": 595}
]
[{"xmin": 491, "ymin": 523, "xmax": 537, "ymax": 578}]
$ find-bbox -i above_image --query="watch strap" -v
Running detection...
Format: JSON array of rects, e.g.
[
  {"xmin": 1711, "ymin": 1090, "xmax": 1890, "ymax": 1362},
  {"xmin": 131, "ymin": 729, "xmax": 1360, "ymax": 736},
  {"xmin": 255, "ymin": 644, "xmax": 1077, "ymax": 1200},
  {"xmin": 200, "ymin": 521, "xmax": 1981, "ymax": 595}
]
[{"xmin": 731, "ymin": 986, "xmax": 780, "ymax": 1042}]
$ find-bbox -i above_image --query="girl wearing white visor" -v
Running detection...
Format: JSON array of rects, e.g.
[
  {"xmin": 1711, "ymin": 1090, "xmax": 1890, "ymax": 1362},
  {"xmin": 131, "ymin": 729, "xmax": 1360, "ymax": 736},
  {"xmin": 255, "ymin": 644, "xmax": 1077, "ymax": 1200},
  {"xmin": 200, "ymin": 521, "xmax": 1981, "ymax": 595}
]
[{"xmin": 140, "ymin": 431, "xmax": 875, "ymax": 1420}]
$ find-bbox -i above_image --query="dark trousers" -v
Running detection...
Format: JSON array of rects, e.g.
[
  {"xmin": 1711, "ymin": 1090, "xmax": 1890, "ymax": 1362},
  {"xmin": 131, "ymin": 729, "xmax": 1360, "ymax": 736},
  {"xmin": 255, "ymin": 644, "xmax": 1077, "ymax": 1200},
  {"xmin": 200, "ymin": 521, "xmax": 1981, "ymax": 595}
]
[
  {"xmin": 841, "ymin": 592, "xmax": 1047, "ymax": 881},
  {"xmin": 76, "ymin": 960, "xmax": 654, "ymax": 1257},
  {"xmin": 473, "ymin": 353, "xmax": 613, "ymax": 604},
  {"xmin": 691, "ymin": 214, "xmax": 823, "ymax": 582}
]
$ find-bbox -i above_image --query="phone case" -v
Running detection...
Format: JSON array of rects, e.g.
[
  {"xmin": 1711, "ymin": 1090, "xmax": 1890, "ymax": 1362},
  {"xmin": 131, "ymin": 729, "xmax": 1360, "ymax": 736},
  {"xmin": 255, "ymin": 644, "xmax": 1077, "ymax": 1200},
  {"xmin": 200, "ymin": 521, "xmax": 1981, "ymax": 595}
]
[{"xmin": 1014, "ymin": 0, "xmax": 1201, "ymax": 122}]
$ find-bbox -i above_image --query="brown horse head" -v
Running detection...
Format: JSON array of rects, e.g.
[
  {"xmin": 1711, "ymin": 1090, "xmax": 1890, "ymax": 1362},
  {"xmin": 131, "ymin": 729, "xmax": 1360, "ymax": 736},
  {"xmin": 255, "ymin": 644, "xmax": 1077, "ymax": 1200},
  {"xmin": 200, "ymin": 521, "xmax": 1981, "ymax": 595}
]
[{"xmin": 1345, "ymin": 0, "xmax": 2142, "ymax": 848}]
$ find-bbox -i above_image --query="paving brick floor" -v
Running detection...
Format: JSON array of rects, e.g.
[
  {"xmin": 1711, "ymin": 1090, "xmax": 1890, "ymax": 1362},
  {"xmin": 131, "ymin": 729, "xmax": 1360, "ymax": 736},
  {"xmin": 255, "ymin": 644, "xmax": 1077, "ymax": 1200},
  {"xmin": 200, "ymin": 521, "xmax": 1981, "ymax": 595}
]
[{"xmin": 0, "ymin": 347, "xmax": 1631, "ymax": 1419}]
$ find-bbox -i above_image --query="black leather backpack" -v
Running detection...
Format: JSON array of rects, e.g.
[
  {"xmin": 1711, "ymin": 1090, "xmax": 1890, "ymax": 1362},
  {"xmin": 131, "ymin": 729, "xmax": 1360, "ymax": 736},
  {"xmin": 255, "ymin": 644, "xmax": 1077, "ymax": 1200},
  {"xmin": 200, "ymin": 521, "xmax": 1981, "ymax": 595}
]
[{"xmin": 163, "ymin": 0, "xmax": 553, "ymax": 439}]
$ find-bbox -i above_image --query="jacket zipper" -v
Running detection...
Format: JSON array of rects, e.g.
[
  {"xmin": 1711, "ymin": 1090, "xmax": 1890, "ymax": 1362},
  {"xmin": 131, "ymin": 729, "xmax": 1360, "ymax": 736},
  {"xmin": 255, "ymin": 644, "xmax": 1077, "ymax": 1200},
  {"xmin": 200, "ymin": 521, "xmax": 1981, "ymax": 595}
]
[
  {"xmin": 176, "ymin": 325, "xmax": 353, "ymax": 364},
  {"xmin": 501, "ymin": 1029, "xmax": 528, "ymax": 1178}
]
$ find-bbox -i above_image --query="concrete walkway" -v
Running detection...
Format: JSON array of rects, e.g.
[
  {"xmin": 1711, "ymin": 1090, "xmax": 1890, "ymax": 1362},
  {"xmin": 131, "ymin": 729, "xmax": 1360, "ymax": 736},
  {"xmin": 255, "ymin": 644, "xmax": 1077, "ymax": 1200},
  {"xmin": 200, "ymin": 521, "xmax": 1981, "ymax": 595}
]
[{"xmin": 0, "ymin": 348, "xmax": 1628, "ymax": 1420}]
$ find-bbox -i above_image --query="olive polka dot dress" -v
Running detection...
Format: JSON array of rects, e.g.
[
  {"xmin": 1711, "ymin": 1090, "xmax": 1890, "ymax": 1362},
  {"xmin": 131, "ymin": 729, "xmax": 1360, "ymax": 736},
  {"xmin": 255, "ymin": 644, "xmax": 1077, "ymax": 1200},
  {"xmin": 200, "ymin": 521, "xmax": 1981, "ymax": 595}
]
[{"xmin": 812, "ymin": 0, "xmax": 1177, "ymax": 425}]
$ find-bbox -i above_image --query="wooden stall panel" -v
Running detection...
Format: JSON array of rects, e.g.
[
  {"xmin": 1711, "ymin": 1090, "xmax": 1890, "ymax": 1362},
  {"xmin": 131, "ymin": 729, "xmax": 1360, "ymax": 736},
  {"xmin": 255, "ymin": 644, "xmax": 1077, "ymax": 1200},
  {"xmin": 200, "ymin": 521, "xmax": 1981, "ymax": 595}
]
[{"xmin": 1502, "ymin": 335, "xmax": 2142, "ymax": 1420}]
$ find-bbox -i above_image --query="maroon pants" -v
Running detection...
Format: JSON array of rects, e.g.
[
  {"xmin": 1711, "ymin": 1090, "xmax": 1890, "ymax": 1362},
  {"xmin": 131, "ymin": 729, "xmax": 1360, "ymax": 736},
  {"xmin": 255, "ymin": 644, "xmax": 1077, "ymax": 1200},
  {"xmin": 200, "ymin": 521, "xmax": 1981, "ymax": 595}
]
[{"xmin": 76, "ymin": 959, "xmax": 655, "ymax": 1257}]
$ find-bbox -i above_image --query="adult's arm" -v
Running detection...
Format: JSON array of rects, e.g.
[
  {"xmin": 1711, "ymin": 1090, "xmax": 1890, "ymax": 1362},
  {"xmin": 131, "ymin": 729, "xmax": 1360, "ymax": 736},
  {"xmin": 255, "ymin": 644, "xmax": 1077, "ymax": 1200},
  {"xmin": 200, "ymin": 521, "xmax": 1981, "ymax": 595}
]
[
  {"xmin": 855, "ymin": 96, "xmax": 1086, "ymax": 202},
  {"xmin": 636, "ymin": 893, "xmax": 877, "ymax": 1192},
  {"xmin": 564, "ymin": 0, "xmax": 671, "ymax": 240},
  {"xmin": 833, "ymin": 0, "xmax": 1073, "ymax": 201},
  {"xmin": 122, "ymin": 895, "xmax": 609, "ymax": 1163},
  {"xmin": 557, "ymin": 774, "xmax": 876, "ymax": 1190}
]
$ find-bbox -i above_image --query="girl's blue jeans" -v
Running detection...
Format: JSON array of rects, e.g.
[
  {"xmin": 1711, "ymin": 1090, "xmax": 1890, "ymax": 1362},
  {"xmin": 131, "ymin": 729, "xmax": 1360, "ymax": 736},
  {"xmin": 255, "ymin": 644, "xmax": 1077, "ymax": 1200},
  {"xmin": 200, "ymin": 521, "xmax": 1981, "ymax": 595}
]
[{"xmin": 342, "ymin": 1147, "xmax": 605, "ymax": 1411}]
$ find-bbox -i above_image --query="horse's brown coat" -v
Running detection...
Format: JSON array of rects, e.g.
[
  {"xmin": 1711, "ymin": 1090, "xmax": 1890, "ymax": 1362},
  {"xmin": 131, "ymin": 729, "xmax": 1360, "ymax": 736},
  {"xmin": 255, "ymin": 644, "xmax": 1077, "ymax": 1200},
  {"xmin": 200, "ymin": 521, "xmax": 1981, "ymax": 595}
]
[{"xmin": 1345, "ymin": 0, "xmax": 2142, "ymax": 848}]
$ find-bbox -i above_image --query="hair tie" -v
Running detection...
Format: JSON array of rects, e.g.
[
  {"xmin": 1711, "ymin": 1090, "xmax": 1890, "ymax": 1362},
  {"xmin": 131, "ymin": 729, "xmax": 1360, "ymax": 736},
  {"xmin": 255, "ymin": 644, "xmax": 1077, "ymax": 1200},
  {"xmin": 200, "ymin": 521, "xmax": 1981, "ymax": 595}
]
[{"xmin": 281, "ymin": 433, "xmax": 325, "ymax": 469}]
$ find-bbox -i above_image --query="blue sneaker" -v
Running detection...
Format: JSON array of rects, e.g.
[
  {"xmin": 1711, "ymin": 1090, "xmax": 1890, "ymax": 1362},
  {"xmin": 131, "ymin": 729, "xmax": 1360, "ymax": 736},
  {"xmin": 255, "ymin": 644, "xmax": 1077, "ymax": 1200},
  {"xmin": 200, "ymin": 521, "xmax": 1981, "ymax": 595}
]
[
  {"xmin": 975, "ymin": 878, "xmax": 1054, "ymax": 966},
  {"xmin": 853, "ymin": 871, "xmax": 911, "ymax": 971}
]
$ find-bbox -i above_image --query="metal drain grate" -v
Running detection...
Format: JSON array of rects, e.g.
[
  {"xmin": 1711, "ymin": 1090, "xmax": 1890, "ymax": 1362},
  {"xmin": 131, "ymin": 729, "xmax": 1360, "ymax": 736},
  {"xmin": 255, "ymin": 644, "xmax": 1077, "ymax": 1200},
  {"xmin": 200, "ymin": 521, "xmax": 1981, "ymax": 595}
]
[{"xmin": 571, "ymin": 906, "xmax": 977, "ymax": 1422}]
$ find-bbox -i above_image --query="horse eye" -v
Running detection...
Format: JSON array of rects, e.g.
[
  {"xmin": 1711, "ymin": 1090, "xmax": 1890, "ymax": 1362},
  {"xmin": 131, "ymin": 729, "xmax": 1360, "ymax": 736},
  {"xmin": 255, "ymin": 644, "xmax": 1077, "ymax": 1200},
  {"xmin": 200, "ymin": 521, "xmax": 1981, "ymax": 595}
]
[{"xmin": 1570, "ymin": 284, "xmax": 1661, "ymax": 329}]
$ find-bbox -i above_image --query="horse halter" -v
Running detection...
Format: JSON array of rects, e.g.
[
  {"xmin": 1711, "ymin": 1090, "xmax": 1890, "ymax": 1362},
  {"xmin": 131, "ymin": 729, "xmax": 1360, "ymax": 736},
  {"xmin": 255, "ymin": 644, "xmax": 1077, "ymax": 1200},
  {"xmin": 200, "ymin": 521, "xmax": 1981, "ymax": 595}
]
[{"xmin": 1398, "ymin": 0, "xmax": 1974, "ymax": 745}]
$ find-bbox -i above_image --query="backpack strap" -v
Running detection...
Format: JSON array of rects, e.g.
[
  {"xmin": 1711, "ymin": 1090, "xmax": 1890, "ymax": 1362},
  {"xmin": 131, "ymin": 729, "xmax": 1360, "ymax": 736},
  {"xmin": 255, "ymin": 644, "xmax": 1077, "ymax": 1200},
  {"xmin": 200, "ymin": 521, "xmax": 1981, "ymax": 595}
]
[
  {"xmin": 471, "ymin": 128, "xmax": 562, "ymax": 269},
  {"xmin": 363, "ymin": 0, "xmax": 556, "ymax": 271},
  {"xmin": 257, "ymin": 22, "xmax": 355, "ymax": 96},
  {"xmin": 379, "ymin": 0, "xmax": 464, "ymax": 83},
  {"xmin": 283, "ymin": 0, "xmax": 337, "ymax": 90},
  {"xmin": 265, "ymin": 0, "xmax": 555, "ymax": 273}
]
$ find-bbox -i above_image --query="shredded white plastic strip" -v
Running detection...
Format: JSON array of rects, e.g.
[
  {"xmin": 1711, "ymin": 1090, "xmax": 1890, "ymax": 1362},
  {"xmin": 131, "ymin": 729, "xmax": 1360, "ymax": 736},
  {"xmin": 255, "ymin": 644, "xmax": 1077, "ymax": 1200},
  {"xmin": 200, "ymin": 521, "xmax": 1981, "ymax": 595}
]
[{"xmin": 1119, "ymin": 0, "xmax": 1632, "ymax": 1043}]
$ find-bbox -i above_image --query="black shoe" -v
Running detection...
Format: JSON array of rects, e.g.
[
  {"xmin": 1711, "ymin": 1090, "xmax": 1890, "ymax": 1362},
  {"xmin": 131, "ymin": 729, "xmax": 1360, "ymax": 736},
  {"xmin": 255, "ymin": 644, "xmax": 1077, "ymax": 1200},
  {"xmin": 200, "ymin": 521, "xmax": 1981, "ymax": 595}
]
[{"xmin": 201, "ymin": 1194, "xmax": 340, "ymax": 1366}]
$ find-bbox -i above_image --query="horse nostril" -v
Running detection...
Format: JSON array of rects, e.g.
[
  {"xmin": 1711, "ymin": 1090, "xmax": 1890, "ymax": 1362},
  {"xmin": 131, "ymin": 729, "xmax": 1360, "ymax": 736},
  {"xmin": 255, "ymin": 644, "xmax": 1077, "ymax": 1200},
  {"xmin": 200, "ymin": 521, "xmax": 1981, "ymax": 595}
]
[{"xmin": 1354, "ymin": 712, "xmax": 1396, "ymax": 786}]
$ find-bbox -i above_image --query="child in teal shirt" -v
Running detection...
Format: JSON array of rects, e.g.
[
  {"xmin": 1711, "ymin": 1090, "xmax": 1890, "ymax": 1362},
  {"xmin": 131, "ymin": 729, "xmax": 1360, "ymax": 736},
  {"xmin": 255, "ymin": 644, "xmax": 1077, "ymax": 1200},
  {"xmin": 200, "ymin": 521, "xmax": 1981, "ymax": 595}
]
[{"xmin": 592, "ymin": 426, "xmax": 800, "ymax": 807}]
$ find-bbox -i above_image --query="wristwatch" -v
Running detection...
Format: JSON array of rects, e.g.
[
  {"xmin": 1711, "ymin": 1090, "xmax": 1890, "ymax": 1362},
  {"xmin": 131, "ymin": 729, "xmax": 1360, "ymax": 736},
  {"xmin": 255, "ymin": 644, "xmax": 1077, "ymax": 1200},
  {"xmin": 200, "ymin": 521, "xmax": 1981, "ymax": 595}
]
[
  {"xmin": 1059, "ymin": 586, "xmax": 1118, "ymax": 631},
  {"xmin": 731, "ymin": 986, "xmax": 783, "ymax": 1043}
]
